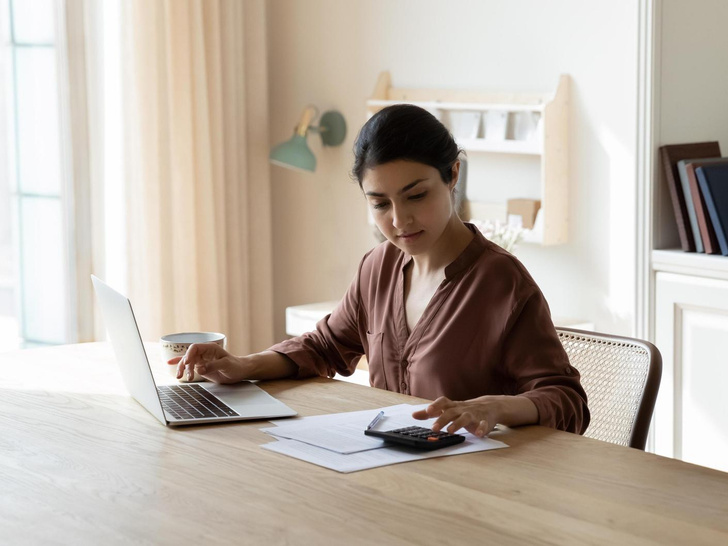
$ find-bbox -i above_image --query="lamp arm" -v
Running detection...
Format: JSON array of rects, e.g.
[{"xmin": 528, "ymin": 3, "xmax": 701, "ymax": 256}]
[{"xmin": 295, "ymin": 106, "xmax": 319, "ymax": 136}]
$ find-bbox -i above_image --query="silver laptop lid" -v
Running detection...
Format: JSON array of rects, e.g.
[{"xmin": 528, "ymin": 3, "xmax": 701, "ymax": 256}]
[{"xmin": 91, "ymin": 275, "xmax": 167, "ymax": 425}]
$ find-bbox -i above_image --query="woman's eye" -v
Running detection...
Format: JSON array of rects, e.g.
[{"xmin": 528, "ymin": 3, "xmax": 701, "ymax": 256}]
[
  {"xmin": 372, "ymin": 202, "xmax": 389, "ymax": 210},
  {"xmin": 408, "ymin": 192, "xmax": 427, "ymax": 201}
]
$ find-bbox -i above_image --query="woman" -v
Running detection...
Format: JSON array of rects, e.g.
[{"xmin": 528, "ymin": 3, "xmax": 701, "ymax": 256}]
[{"xmin": 174, "ymin": 104, "xmax": 590, "ymax": 437}]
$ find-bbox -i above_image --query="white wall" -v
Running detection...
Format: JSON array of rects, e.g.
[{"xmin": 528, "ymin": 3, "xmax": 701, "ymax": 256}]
[
  {"xmin": 0, "ymin": 12, "xmax": 13, "ymax": 290},
  {"xmin": 267, "ymin": 0, "xmax": 639, "ymax": 340}
]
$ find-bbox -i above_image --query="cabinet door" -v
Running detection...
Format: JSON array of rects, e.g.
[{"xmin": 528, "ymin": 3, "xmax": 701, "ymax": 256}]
[{"xmin": 654, "ymin": 272, "xmax": 728, "ymax": 472}]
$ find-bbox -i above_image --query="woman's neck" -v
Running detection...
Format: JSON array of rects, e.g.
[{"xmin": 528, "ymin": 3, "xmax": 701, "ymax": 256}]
[{"xmin": 410, "ymin": 218, "xmax": 473, "ymax": 276}]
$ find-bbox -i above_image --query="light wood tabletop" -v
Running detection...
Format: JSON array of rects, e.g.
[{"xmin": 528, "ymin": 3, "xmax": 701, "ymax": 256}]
[{"xmin": 1, "ymin": 343, "xmax": 727, "ymax": 545}]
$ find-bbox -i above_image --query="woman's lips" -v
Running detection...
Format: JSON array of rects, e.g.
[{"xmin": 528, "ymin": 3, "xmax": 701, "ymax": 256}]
[{"xmin": 398, "ymin": 230, "xmax": 424, "ymax": 242}]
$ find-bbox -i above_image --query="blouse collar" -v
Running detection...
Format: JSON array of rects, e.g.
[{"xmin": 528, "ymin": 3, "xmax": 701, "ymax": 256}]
[{"xmin": 401, "ymin": 223, "xmax": 488, "ymax": 280}]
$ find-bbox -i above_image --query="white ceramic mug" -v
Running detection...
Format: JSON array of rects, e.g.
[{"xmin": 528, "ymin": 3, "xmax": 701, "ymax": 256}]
[{"xmin": 160, "ymin": 332, "xmax": 226, "ymax": 382}]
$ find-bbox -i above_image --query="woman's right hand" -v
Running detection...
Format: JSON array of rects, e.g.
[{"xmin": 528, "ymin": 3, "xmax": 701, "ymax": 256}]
[{"xmin": 169, "ymin": 343, "xmax": 250, "ymax": 384}]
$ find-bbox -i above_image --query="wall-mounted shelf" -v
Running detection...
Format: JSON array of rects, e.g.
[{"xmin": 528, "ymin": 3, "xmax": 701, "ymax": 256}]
[
  {"xmin": 454, "ymin": 138, "xmax": 541, "ymax": 155},
  {"xmin": 366, "ymin": 72, "xmax": 569, "ymax": 245},
  {"xmin": 652, "ymin": 249, "xmax": 728, "ymax": 281}
]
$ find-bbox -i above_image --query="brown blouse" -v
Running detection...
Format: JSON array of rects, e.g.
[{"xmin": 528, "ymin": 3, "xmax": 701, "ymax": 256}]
[{"xmin": 270, "ymin": 224, "xmax": 590, "ymax": 434}]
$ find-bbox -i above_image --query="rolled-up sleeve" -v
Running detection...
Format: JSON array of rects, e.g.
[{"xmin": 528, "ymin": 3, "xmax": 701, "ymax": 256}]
[
  {"xmin": 501, "ymin": 288, "xmax": 590, "ymax": 434},
  {"xmin": 268, "ymin": 257, "xmax": 367, "ymax": 380}
]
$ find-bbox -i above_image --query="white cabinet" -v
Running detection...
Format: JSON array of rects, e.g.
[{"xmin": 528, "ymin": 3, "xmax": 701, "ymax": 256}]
[{"xmin": 654, "ymin": 261, "xmax": 728, "ymax": 472}]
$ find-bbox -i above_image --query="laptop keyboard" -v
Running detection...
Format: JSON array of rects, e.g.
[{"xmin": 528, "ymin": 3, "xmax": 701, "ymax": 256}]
[{"xmin": 158, "ymin": 383, "xmax": 240, "ymax": 420}]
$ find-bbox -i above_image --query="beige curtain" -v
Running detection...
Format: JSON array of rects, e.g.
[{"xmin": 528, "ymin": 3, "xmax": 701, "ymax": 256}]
[
  {"xmin": 121, "ymin": 0, "xmax": 273, "ymax": 354},
  {"xmin": 59, "ymin": 0, "xmax": 106, "ymax": 344}
]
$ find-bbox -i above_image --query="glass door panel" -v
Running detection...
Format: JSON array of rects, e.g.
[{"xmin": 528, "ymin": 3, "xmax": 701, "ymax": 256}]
[
  {"xmin": 14, "ymin": 47, "xmax": 62, "ymax": 196},
  {"xmin": 18, "ymin": 196, "xmax": 66, "ymax": 344}
]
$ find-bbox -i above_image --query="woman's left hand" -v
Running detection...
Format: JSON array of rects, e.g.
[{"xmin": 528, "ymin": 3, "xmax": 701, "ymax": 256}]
[{"xmin": 412, "ymin": 395, "xmax": 538, "ymax": 437}]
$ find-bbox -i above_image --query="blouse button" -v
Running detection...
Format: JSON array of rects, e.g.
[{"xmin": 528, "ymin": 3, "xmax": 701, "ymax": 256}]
[{"xmin": 401, "ymin": 382, "xmax": 407, "ymax": 391}]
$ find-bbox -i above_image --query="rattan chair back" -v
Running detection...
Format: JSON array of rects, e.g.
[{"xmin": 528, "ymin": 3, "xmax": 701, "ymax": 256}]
[{"xmin": 556, "ymin": 327, "xmax": 662, "ymax": 450}]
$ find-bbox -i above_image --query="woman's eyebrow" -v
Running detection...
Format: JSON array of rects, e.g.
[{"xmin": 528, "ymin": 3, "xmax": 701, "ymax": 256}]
[{"xmin": 365, "ymin": 178, "xmax": 427, "ymax": 197}]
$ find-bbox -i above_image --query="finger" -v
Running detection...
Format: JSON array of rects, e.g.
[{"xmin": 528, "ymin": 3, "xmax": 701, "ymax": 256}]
[
  {"xmin": 446, "ymin": 412, "xmax": 475, "ymax": 434},
  {"xmin": 428, "ymin": 396, "xmax": 452, "ymax": 412},
  {"xmin": 176, "ymin": 354, "xmax": 187, "ymax": 379},
  {"xmin": 180, "ymin": 344, "xmax": 200, "ymax": 381},
  {"xmin": 168, "ymin": 356, "xmax": 183, "ymax": 365},
  {"xmin": 411, "ymin": 409, "xmax": 430, "ymax": 420},
  {"xmin": 478, "ymin": 419, "xmax": 494, "ymax": 437},
  {"xmin": 412, "ymin": 397, "xmax": 452, "ymax": 420},
  {"xmin": 425, "ymin": 397, "xmax": 454, "ymax": 418},
  {"xmin": 185, "ymin": 343, "xmax": 219, "ymax": 380},
  {"xmin": 431, "ymin": 407, "xmax": 462, "ymax": 432},
  {"xmin": 466, "ymin": 419, "xmax": 492, "ymax": 438},
  {"xmin": 186, "ymin": 358, "xmax": 196, "ymax": 381}
]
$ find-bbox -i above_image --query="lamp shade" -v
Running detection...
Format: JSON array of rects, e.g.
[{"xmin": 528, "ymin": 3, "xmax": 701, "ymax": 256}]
[{"xmin": 269, "ymin": 134, "xmax": 316, "ymax": 173}]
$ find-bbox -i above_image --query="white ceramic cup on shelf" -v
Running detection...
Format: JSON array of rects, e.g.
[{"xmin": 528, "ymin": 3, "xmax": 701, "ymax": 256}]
[{"xmin": 160, "ymin": 332, "xmax": 226, "ymax": 382}]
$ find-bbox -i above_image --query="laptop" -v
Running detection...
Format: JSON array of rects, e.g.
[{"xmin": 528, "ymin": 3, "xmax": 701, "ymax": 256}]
[{"xmin": 91, "ymin": 275, "xmax": 297, "ymax": 426}]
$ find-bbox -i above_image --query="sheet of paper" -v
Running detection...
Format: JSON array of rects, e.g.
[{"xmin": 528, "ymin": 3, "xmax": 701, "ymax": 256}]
[
  {"xmin": 262, "ymin": 421, "xmax": 385, "ymax": 453},
  {"xmin": 260, "ymin": 404, "xmax": 439, "ymax": 454},
  {"xmin": 261, "ymin": 435, "xmax": 509, "ymax": 473},
  {"xmin": 266, "ymin": 403, "xmax": 414, "ymax": 428}
]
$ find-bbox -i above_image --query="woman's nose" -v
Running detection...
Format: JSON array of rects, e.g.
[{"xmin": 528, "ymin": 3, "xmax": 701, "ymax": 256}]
[{"xmin": 391, "ymin": 204, "xmax": 412, "ymax": 230}]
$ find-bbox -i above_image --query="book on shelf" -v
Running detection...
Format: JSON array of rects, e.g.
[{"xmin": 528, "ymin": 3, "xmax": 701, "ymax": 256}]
[
  {"xmin": 659, "ymin": 142, "xmax": 721, "ymax": 252},
  {"xmin": 677, "ymin": 160, "xmax": 705, "ymax": 252},
  {"xmin": 696, "ymin": 163, "xmax": 728, "ymax": 256},
  {"xmin": 684, "ymin": 158, "xmax": 728, "ymax": 255}
]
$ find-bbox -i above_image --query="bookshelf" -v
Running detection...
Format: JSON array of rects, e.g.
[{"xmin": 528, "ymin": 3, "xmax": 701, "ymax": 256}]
[
  {"xmin": 365, "ymin": 71, "xmax": 569, "ymax": 245},
  {"xmin": 645, "ymin": 1, "xmax": 728, "ymax": 471}
]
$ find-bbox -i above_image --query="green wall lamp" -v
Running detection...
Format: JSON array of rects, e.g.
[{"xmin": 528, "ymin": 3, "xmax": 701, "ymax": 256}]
[{"xmin": 269, "ymin": 106, "xmax": 347, "ymax": 173}]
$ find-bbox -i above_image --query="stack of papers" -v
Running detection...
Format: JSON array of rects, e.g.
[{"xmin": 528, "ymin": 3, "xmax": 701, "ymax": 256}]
[{"xmin": 260, "ymin": 403, "xmax": 508, "ymax": 473}]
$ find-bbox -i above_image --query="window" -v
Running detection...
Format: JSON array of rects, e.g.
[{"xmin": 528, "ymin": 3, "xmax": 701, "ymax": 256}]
[{"xmin": 1, "ymin": 0, "xmax": 69, "ymax": 349}]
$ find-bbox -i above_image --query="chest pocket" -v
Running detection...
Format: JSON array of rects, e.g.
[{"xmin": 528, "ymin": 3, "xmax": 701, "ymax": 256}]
[{"xmin": 365, "ymin": 331, "xmax": 388, "ymax": 391}]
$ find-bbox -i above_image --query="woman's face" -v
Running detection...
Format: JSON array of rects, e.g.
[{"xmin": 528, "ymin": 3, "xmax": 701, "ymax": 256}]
[{"xmin": 361, "ymin": 160, "xmax": 458, "ymax": 256}]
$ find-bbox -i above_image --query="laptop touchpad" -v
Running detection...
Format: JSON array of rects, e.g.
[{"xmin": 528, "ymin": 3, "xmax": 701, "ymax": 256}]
[{"xmin": 203, "ymin": 382, "xmax": 283, "ymax": 408}]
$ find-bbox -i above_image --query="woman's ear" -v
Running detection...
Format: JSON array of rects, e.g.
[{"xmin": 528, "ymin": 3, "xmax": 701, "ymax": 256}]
[{"xmin": 449, "ymin": 160, "xmax": 461, "ymax": 191}]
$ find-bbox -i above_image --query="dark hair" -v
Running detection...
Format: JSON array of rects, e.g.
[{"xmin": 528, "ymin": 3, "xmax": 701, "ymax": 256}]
[{"xmin": 351, "ymin": 104, "xmax": 462, "ymax": 187}]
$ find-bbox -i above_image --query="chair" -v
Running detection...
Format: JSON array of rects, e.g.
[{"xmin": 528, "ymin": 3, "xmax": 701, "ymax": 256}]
[{"xmin": 555, "ymin": 327, "xmax": 662, "ymax": 451}]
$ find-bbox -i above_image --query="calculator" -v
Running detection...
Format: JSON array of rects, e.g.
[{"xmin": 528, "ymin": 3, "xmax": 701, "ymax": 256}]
[{"xmin": 365, "ymin": 426, "xmax": 465, "ymax": 451}]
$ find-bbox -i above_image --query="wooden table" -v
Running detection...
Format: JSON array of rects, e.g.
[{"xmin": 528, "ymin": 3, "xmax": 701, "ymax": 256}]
[{"xmin": 1, "ymin": 343, "xmax": 727, "ymax": 545}]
